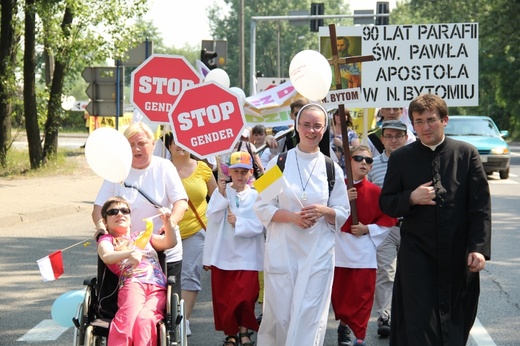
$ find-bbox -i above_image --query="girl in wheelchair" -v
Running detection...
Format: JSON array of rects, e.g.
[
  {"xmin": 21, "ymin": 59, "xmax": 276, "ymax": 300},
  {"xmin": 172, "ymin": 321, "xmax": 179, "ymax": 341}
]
[{"xmin": 97, "ymin": 196, "xmax": 177, "ymax": 346}]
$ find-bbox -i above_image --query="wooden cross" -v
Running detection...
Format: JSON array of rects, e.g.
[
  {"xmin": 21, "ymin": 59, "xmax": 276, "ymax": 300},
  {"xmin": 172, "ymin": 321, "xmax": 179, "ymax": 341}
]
[{"xmin": 327, "ymin": 23, "xmax": 374, "ymax": 225}]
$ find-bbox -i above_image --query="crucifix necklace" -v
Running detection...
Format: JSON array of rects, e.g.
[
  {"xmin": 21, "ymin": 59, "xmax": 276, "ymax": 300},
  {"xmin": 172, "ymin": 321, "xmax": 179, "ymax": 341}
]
[{"xmin": 295, "ymin": 153, "xmax": 319, "ymax": 201}]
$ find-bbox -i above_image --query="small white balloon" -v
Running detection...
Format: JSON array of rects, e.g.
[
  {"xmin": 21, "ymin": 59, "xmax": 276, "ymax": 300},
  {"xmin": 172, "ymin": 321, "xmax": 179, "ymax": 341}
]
[
  {"xmin": 289, "ymin": 50, "xmax": 332, "ymax": 101},
  {"xmin": 85, "ymin": 127, "xmax": 132, "ymax": 183},
  {"xmin": 230, "ymin": 87, "xmax": 246, "ymax": 106},
  {"xmin": 205, "ymin": 68, "xmax": 230, "ymax": 88}
]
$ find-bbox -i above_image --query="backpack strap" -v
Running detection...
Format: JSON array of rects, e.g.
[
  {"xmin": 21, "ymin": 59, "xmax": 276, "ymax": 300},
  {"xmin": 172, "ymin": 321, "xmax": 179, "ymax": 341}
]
[
  {"xmin": 276, "ymin": 151, "xmax": 288, "ymax": 172},
  {"xmin": 276, "ymin": 151, "xmax": 335, "ymax": 197},
  {"xmin": 324, "ymin": 155, "xmax": 335, "ymax": 197}
]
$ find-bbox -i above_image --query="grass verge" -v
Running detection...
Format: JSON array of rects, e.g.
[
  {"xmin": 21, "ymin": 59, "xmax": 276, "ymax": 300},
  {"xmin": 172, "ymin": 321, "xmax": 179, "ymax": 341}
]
[{"xmin": 0, "ymin": 148, "xmax": 86, "ymax": 178}]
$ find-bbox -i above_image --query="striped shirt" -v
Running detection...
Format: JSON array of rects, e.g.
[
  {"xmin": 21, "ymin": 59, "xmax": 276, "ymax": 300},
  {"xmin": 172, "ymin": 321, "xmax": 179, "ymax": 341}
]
[{"xmin": 367, "ymin": 151, "xmax": 390, "ymax": 188}]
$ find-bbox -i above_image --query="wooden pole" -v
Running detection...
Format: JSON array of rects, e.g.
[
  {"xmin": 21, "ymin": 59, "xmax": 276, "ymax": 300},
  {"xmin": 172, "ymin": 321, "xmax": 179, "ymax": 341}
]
[{"xmin": 327, "ymin": 23, "xmax": 374, "ymax": 224}]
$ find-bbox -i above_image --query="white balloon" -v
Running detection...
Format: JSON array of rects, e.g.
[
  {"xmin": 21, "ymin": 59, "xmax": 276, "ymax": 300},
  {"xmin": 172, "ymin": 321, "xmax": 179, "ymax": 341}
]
[
  {"xmin": 289, "ymin": 50, "xmax": 332, "ymax": 101},
  {"xmin": 205, "ymin": 68, "xmax": 230, "ymax": 88},
  {"xmin": 230, "ymin": 87, "xmax": 246, "ymax": 106},
  {"xmin": 85, "ymin": 127, "xmax": 132, "ymax": 183}
]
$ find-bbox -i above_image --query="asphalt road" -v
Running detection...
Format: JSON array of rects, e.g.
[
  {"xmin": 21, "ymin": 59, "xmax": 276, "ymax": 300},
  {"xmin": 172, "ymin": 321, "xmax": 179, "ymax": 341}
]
[{"xmin": 1, "ymin": 143, "xmax": 520, "ymax": 345}]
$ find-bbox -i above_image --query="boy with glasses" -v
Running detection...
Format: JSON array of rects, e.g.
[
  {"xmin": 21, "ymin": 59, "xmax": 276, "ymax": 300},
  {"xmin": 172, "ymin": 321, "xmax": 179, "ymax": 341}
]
[{"xmin": 332, "ymin": 145, "xmax": 397, "ymax": 346}]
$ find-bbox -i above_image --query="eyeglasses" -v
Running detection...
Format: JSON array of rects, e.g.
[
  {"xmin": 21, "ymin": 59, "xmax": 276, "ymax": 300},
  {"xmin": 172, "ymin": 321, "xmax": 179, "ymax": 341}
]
[
  {"xmin": 106, "ymin": 208, "xmax": 131, "ymax": 216},
  {"xmin": 298, "ymin": 123, "xmax": 325, "ymax": 132},
  {"xmin": 352, "ymin": 155, "xmax": 374, "ymax": 164},
  {"xmin": 382, "ymin": 133, "xmax": 406, "ymax": 140},
  {"xmin": 413, "ymin": 118, "xmax": 440, "ymax": 127}
]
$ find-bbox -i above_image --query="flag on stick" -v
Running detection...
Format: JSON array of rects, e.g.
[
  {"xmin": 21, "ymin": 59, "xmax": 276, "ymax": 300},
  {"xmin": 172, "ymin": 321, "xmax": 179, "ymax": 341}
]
[
  {"xmin": 134, "ymin": 217, "xmax": 154, "ymax": 249},
  {"xmin": 37, "ymin": 250, "xmax": 64, "ymax": 282},
  {"xmin": 253, "ymin": 164, "xmax": 287, "ymax": 202}
]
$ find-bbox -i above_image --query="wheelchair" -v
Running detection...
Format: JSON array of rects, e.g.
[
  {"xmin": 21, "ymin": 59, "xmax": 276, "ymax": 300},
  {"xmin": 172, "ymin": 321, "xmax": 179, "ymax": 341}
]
[{"xmin": 72, "ymin": 253, "xmax": 188, "ymax": 346}]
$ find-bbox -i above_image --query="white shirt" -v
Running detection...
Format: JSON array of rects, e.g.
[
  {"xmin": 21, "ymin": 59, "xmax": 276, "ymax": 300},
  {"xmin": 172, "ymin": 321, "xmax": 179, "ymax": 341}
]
[{"xmin": 94, "ymin": 156, "xmax": 188, "ymax": 262}]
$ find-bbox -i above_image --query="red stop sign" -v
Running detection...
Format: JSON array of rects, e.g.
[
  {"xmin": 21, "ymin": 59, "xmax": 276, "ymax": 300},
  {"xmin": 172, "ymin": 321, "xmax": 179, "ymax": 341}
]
[
  {"xmin": 168, "ymin": 82, "xmax": 246, "ymax": 159},
  {"xmin": 131, "ymin": 54, "xmax": 202, "ymax": 123}
]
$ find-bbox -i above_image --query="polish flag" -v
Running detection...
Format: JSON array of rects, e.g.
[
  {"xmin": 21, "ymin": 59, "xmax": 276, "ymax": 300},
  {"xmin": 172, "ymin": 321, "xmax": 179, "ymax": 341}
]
[{"xmin": 37, "ymin": 250, "xmax": 64, "ymax": 282}]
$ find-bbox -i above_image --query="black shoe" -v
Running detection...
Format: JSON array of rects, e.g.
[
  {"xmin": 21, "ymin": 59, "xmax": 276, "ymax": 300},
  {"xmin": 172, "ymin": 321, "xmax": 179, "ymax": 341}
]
[
  {"xmin": 377, "ymin": 317, "xmax": 391, "ymax": 337},
  {"xmin": 338, "ymin": 324, "xmax": 353, "ymax": 346}
]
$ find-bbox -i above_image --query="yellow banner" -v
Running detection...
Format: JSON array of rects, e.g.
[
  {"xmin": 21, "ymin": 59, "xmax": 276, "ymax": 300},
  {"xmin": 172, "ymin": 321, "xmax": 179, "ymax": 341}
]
[{"xmin": 87, "ymin": 113, "xmax": 133, "ymax": 133}]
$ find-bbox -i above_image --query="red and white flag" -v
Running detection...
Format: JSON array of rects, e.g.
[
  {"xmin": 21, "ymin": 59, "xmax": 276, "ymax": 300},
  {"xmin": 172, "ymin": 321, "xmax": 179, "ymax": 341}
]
[{"xmin": 37, "ymin": 250, "xmax": 64, "ymax": 282}]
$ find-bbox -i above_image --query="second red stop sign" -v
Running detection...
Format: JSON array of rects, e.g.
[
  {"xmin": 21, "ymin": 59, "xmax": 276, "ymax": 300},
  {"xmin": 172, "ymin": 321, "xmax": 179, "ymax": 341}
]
[{"xmin": 168, "ymin": 82, "xmax": 246, "ymax": 159}]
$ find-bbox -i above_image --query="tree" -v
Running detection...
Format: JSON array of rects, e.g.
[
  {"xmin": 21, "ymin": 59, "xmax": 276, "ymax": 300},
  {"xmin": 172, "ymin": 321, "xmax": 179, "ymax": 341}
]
[
  {"xmin": 207, "ymin": 0, "xmax": 349, "ymax": 95},
  {"xmin": 391, "ymin": 0, "xmax": 520, "ymax": 137},
  {"xmin": 24, "ymin": 0, "xmax": 43, "ymax": 168},
  {"xmin": 0, "ymin": 0, "xmax": 19, "ymax": 167},
  {"xmin": 18, "ymin": 0, "xmax": 150, "ymax": 168}
]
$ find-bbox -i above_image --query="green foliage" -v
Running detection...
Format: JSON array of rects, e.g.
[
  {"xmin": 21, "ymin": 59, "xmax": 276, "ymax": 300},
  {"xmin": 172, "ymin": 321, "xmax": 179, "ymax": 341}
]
[
  {"xmin": 207, "ymin": 0, "xmax": 349, "ymax": 94},
  {"xmin": 391, "ymin": 0, "xmax": 520, "ymax": 138}
]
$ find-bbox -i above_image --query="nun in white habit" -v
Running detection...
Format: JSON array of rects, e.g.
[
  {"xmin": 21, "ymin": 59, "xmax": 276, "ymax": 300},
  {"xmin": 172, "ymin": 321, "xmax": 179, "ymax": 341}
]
[{"xmin": 254, "ymin": 103, "xmax": 350, "ymax": 346}]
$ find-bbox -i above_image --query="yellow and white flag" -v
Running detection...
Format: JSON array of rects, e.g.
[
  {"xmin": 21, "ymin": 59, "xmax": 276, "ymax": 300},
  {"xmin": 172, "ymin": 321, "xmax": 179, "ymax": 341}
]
[
  {"xmin": 134, "ymin": 218, "xmax": 154, "ymax": 249},
  {"xmin": 253, "ymin": 164, "xmax": 287, "ymax": 202}
]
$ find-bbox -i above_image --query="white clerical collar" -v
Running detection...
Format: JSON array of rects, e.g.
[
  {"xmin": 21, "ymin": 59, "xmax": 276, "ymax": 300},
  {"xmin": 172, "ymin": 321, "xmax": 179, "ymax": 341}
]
[{"xmin": 420, "ymin": 135, "xmax": 446, "ymax": 151}]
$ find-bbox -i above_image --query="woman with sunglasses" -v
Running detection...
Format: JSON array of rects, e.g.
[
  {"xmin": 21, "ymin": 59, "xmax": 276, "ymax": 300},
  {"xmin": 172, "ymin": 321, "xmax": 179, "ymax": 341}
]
[
  {"xmin": 92, "ymin": 122, "xmax": 188, "ymax": 298},
  {"xmin": 331, "ymin": 145, "xmax": 397, "ymax": 346},
  {"xmin": 97, "ymin": 196, "xmax": 176, "ymax": 346},
  {"xmin": 254, "ymin": 103, "xmax": 349, "ymax": 346}
]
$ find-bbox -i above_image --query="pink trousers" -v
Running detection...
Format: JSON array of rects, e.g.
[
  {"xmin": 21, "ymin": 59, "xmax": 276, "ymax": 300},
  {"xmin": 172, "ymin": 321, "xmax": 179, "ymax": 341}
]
[{"xmin": 108, "ymin": 282, "xmax": 166, "ymax": 346}]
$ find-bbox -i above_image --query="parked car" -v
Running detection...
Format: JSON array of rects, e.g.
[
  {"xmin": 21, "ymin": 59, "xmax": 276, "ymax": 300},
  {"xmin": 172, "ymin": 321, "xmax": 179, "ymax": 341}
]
[{"xmin": 445, "ymin": 115, "xmax": 510, "ymax": 179}]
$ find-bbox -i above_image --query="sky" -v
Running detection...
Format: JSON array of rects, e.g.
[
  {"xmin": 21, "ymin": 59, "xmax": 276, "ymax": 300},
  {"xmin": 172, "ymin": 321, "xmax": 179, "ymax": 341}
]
[{"xmin": 146, "ymin": 0, "xmax": 398, "ymax": 48}]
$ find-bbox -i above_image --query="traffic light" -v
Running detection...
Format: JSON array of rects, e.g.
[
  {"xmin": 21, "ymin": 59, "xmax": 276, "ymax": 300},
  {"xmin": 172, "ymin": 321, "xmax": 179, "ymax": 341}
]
[
  {"xmin": 200, "ymin": 48, "xmax": 217, "ymax": 70},
  {"xmin": 376, "ymin": 1, "xmax": 390, "ymax": 25},
  {"xmin": 310, "ymin": 3, "xmax": 324, "ymax": 32}
]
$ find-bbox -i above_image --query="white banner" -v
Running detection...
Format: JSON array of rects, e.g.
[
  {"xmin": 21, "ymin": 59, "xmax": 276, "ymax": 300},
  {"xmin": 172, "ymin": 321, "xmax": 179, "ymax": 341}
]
[{"xmin": 319, "ymin": 23, "xmax": 479, "ymax": 107}]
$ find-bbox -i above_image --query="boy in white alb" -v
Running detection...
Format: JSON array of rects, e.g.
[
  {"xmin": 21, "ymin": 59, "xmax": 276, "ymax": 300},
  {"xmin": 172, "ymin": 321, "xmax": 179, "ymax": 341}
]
[
  {"xmin": 332, "ymin": 145, "xmax": 397, "ymax": 346},
  {"xmin": 203, "ymin": 152, "xmax": 264, "ymax": 346}
]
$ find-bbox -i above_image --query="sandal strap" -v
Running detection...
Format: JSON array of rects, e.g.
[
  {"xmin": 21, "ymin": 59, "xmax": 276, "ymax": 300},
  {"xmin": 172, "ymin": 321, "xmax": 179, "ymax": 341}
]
[
  {"xmin": 223, "ymin": 335, "xmax": 238, "ymax": 346},
  {"xmin": 239, "ymin": 331, "xmax": 255, "ymax": 346}
]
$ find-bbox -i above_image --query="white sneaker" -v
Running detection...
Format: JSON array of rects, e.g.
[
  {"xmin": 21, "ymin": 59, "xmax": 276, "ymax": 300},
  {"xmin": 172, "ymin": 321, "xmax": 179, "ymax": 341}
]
[{"xmin": 186, "ymin": 319, "xmax": 192, "ymax": 337}]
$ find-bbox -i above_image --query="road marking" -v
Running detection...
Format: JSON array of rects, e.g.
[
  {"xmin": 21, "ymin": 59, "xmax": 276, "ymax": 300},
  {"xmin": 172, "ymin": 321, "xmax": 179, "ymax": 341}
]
[
  {"xmin": 470, "ymin": 317, "xmax": 497, "ymax": 346},
  {"xmin": 17, "ymin": 319, "xmax": 69, "ymax": 342},
  {"xmin": 488, "ymin": 179, "xmax": 519, "ymax": 185}
]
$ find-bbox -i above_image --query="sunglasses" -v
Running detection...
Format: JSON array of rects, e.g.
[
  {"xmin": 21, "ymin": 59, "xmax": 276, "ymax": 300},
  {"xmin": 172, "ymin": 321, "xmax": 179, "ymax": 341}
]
[
  {"xmin": 352, "ymin": 155, "xmax": 374, "ymax": 164},
  {"xmin": 106, "ymin": 207, "xmax": 131, "ymax": 216}
]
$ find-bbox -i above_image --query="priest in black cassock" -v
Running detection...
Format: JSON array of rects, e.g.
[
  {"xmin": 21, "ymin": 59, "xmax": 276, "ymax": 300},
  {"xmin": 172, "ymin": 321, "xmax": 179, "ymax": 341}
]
[{"xmin": 379, "ymin": 93, "xmax": 491, "ymax": 346}]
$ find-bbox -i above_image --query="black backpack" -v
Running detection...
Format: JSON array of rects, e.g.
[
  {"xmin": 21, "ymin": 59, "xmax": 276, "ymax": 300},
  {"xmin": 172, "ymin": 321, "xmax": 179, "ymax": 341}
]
[{"xmin": 276, "ymin": 151, "xmax": 335, "ymax": 197}]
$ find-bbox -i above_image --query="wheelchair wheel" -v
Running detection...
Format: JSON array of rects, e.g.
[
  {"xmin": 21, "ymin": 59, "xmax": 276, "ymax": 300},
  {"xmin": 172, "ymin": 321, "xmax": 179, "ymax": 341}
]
[
  {"xmin": 73, "ymin": 302, "xmax": 85, "ymax": 346},
  {"xmin": 159, "ymin": 321, "xmax": 167, "ymax": 345},
  {"xmin": 179, "ymin": 298, "xmax": 188, "ymax": 346},
  {"xmin": 83, "ymin": 324, "xmax": 104, "ymax": 346},
  {"xmin": 164, "ymin": 291, "xmax": 189, "ymax": 345},
  {"xmin": 73, "ymin": 287, "xmax": 91, "ymax": 346}
]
